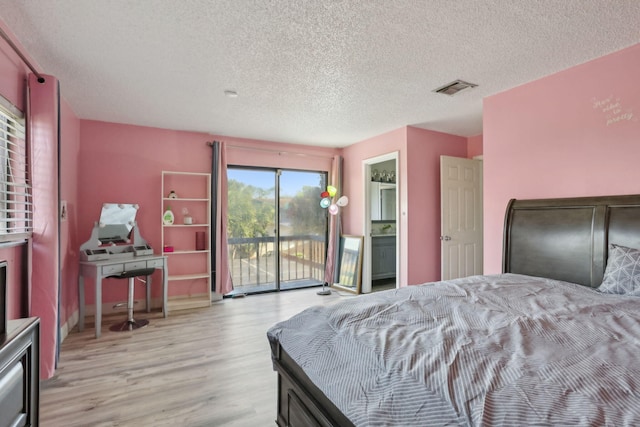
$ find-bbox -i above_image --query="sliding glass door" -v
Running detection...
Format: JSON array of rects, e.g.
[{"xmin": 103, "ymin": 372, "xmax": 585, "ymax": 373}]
[
  {"xmin": 226, "ymin": 168, "xmax": 277, "ymax": 293},
  {"xmin": 278, "ymin": 170, "xmax": 327, "ymax": 290},
  {"xmin": 226, "ymin": 167, "xmax": 327, "ymax": 294}
]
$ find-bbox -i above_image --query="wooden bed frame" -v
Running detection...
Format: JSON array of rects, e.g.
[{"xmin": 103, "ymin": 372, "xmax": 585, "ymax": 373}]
[{"xmin": 271, "ymin": 194, "xmax": 640, "ymax": 427}]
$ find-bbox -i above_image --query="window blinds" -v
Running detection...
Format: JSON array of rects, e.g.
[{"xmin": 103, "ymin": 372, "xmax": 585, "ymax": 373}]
[{"xmin": 0, "ymin": 98, "xmax": 31, "ymax": 242}]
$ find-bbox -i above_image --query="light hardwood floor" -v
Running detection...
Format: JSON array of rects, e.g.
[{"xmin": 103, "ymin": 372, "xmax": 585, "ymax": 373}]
[{"xmin": 41, "ymin": 288, "xmax": 351, "ymax": 427}]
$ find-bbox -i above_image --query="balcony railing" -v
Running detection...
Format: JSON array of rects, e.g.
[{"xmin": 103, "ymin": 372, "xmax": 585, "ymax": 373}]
[{"xmin": 227, "ymin": 234, "xmax": 326, "ymax": 290}]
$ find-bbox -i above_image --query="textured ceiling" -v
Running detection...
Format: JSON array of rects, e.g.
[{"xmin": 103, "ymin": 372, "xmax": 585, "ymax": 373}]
[{"xmin": 1, "ymin": 1, "xmax": 640, "ymax": 147}]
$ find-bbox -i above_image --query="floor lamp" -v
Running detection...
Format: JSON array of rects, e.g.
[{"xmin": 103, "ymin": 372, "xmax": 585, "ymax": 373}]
[{"xmin": 318, "ymin": 185, "xmax": 347, "ymax": 295}]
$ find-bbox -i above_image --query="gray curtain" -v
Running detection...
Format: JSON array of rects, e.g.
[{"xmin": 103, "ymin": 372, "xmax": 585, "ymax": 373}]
[{"xmin": 324, "ymin": 155, "xmax": 343, "ymax": 284}]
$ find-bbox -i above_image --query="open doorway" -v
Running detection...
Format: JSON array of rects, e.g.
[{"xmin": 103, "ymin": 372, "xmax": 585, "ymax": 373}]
[{"xmin": 363, "ymin": 152, "xmax": 399, "ymax": 293}]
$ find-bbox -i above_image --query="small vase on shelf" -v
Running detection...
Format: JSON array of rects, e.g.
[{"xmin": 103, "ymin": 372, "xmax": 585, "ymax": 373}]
[{"xmin": 183, "ymin": 208, "xmax": 193, "ymax": 225}]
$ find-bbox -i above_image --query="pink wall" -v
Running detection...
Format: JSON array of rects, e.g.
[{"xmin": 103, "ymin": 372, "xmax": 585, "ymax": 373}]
[
  {"xmin": 225, "ymin": 136, "xmax": 338, "ymax": 171},
  {"xmin": 342, "ymin": 127, "xmax": 408, "ymax": 284},
  {"xmin": 406, "ymin": 127, "xmax": 467, "ymax": 284},
  {"xmin": 342, "ymin": 127, "xmax": 406, "ymax": 233},
  {"xmin": 342, "ymin": 126, "xmax": 467, "ymax": 287},
  {"xmin": 78, "ymin": 122, "xmax": 339, "ymax": 304},
  {"xmin": 60, "ymin": 100, "xmax": 81, "ymax": 327},
  {"xmin": 483, "ymin": 43, "xmax": 640, "ymax": 274},
  {"xmin": 467, "ymin": 134, "xmax": 483, "ymax": 158},
  {"xmin": 78, "ymin": 121, "xmax": 213, "ymax": 304}
]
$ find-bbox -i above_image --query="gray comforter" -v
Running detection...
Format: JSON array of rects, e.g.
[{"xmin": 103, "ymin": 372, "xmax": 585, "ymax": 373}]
[{"xmin": 267, "ymin": 274, "xmax": 640, "ymax": 426}]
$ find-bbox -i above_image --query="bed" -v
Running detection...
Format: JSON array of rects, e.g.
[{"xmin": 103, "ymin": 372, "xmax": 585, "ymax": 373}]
[{"xmin": 267, "ymin": 194, "xmax": 640, "ymax": 426}]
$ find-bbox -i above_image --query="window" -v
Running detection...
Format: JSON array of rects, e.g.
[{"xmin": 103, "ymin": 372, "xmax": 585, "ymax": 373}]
[{"xmin": 0, "ymin": 96, "xmax": 31, "ymax": 242}]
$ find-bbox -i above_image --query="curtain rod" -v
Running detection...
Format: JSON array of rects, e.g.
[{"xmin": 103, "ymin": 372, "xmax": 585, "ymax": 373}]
[
  {"xmin": 206, "ymin": 140, "xmax": 334, "ymax": 160},
  {"xmin": 0, "ymin": 27, "xmax": 45, "ymax": 84}
]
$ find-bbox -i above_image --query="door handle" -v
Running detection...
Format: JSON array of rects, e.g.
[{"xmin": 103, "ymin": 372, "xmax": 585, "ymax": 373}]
[{"xmin": 440, "ymin": 235, "xmax": 451, "ymax": 241}]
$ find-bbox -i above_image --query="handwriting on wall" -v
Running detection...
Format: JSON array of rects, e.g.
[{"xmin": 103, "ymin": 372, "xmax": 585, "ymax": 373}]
[{"xmin": 592, "ymin": 96, "xmax": 636, "ymax": 126}]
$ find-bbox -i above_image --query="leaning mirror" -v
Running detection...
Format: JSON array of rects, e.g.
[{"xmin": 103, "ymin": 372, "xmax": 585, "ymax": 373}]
[{"xmin": 333, "ymin": 235, "xmax": 364, "ymax": 294}]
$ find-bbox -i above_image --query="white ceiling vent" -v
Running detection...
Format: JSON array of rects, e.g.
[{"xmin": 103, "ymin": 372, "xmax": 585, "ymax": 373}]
[{"xmin": 433, "ymin": 79, "xmax": 478, "ymax": 96}]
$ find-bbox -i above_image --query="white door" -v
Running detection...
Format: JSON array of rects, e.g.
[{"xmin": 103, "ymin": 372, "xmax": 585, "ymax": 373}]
[{"xmin": 440, "ymin": 156, "xmax": 483, "ymax": 280}]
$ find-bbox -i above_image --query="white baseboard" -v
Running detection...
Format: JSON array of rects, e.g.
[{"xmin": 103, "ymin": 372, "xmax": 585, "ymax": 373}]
[{"xmin": 59, "ymin": 309, "xmax": 79, "ymax": 342}]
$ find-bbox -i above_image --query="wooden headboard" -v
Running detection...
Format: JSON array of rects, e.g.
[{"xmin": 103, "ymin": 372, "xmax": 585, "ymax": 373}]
[{"xmin": 503, "ymin": 194, "xmax": 640, "ymax": 288}]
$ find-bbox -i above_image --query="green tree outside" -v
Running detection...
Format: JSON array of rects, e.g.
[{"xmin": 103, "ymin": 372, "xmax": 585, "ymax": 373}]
[{"xmin": 227, "ymin": 179, "xmax": 275, "ymax": 258}]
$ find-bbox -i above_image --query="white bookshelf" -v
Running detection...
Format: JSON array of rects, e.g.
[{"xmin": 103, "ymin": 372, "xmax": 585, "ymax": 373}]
[{"xmin": 161, "ymin": 171, "xmax": 212, "ymax": 312}]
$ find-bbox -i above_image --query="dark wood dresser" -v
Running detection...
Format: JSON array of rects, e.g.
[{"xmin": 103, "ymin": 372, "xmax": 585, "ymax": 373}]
[{"xmin": 0, "ymin": 317, "xmax": 39, "ymax": 427}]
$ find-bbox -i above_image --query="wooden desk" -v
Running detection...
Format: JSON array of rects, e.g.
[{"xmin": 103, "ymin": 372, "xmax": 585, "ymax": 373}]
[{"xmin": 78, "ymin": 255, "xmax": 168, "ymax": 338}]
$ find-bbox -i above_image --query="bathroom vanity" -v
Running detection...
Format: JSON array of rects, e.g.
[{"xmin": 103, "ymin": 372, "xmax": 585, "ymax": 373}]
[{"xmin": 371, "ymin": 234, "xmax": 396, "ymax": 280}]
